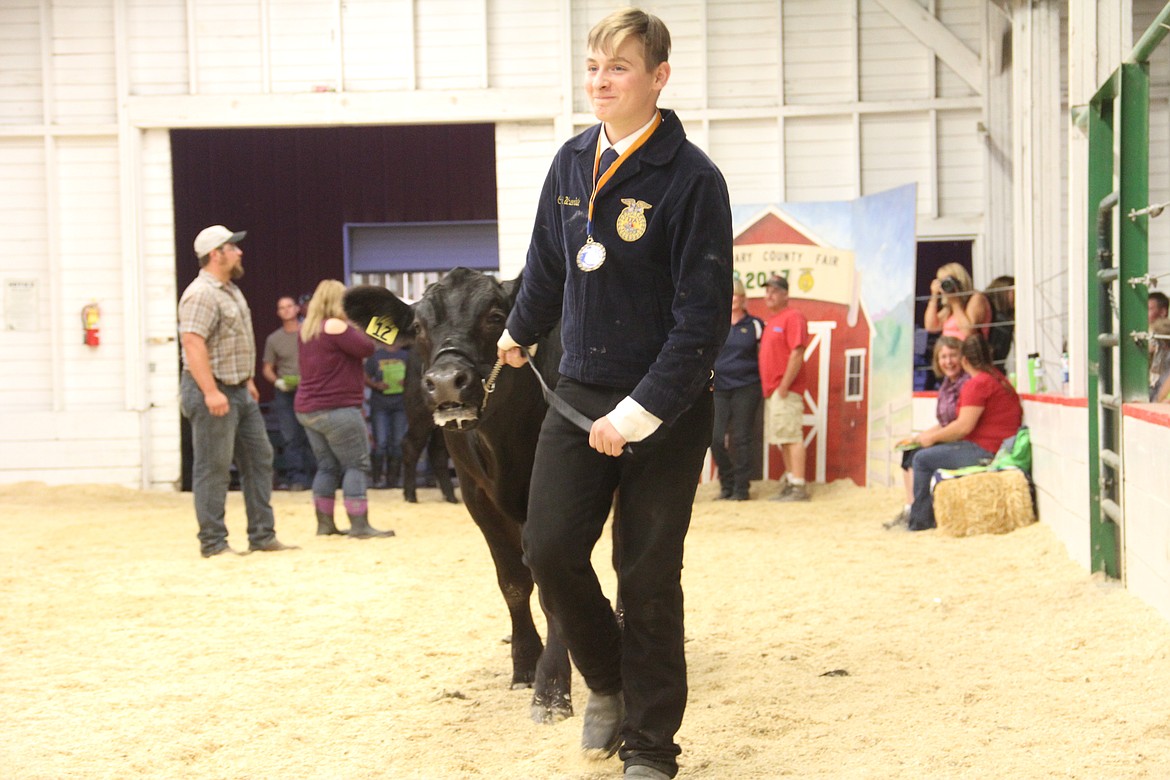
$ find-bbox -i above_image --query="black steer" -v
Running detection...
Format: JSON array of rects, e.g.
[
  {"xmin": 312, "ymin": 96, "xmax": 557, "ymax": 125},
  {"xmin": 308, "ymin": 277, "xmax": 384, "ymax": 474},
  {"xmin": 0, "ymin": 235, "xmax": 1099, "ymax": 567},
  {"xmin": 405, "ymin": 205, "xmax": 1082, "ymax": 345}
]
[{"xmin": 344, "ymin": 267, "xmax": 573, "ymax": 724}]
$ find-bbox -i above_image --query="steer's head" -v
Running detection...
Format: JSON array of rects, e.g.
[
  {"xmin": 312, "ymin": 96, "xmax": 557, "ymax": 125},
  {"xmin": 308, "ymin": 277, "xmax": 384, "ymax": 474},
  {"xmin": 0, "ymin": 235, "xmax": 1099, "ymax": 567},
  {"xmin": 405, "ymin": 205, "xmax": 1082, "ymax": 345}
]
[{"xmin": 345, "ymin": 267, "xmax": 511, "ymax": 431}]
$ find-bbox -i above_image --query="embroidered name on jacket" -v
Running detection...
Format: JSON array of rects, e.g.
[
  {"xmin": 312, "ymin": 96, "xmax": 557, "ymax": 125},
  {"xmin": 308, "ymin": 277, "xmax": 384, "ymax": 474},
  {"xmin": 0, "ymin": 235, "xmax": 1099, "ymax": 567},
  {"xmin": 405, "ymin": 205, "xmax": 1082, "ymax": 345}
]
[{"xmin": 557, "ymin": 195, "xmax": 581, "ymax": 206}]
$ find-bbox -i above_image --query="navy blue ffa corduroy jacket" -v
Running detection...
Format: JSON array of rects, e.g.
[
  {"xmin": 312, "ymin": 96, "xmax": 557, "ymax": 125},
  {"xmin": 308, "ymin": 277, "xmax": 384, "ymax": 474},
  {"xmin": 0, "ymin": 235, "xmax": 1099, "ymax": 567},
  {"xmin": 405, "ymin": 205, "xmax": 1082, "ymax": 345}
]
[{"xmin": 507, "ymin": 109, "xmax": 733, "ymax": 427}]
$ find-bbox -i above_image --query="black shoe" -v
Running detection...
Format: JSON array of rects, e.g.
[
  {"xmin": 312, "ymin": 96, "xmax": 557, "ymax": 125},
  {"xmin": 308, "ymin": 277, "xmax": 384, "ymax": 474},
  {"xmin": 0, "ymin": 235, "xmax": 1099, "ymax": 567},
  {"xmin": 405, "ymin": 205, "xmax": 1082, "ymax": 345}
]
[
  {"xmin": 730, "ymin": 493, "xmax": 750, "ymax": 501},
  {"xmin": 249, "ymin": 538, "xmax": 300, "ymax": 553},
  {"xmin": 202, "ymin": 544, "xmax": 246, "ymax": 558},
  {"xmin": 287, "ymin": 482, "xmax": 310, "ymax": 492},
  {"xmin": 581, "ymin": 691, "xmax": 624, "ymax": 759},
  {"xmin": 716, "ymin": 487, "xmax": 733, "ymax": 500}
]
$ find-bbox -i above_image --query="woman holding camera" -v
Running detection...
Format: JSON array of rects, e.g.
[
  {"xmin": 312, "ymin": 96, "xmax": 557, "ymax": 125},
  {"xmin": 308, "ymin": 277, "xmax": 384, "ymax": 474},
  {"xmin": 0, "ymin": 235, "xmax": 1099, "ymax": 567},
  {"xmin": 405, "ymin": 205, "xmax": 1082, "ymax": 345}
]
[{"xmin": 924, "ymin": 262, "xmax": 990, "ymax": 341}]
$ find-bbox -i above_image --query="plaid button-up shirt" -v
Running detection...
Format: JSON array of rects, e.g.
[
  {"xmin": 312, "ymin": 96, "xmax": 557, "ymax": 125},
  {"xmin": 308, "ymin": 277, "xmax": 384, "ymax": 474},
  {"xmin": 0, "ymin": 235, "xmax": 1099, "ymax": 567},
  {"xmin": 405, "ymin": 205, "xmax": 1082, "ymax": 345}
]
[{"xmin": 178, "ymin": 270, "xmax": 256, "ymax": 385}]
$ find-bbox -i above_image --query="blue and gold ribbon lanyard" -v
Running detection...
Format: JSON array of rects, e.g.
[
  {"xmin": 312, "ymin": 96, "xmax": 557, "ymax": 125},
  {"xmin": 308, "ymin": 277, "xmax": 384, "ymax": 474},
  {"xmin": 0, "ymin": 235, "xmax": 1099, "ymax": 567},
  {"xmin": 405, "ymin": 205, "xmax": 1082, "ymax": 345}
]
[{"xmin": 576, "ymin": 112, "xmax": 662, "ymax": 272}]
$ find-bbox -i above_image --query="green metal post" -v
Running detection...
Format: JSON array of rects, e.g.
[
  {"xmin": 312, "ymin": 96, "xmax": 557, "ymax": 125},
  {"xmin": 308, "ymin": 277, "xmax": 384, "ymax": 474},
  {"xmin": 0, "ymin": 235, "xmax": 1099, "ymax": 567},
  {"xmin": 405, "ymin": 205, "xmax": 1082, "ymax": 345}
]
[
  {"xmin": 1118, "ymin": 63, "xmax": 1152, "ymax": 401},
  {"xmin": 1082, "ymin": 3, "xmax": 1168, "ymax": 581},
  {"xmin": 1128, "ymin": 3, "xmax": 1170, "ymax": 64},
  {"xmin": 1086, "ymin": 81, "xmax": 1121, "ymax": 578}
]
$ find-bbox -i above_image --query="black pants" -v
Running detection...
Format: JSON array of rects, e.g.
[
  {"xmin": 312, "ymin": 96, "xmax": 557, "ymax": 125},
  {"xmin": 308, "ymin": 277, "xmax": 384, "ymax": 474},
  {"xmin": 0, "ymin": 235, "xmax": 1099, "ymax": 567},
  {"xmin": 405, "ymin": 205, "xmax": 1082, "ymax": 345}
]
[
  {"xmin": 522, "ymin": 379, "xmax": 712, "ymax": 777},
  {"xmin": 711, "ymin": 382, "xmax": 761, "ymax": 497}
]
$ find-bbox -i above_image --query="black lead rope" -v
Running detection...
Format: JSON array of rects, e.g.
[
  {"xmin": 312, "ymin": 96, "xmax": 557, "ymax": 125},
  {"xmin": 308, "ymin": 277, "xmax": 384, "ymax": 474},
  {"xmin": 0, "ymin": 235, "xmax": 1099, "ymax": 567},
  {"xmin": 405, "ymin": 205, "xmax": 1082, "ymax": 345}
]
[
  {"xmin": 484, "ymin": 357, "xmax": 629, "ymax": 453},
  {"xmin": 525, "ymin": 359, "xmax": 596, "ymax": 434}
]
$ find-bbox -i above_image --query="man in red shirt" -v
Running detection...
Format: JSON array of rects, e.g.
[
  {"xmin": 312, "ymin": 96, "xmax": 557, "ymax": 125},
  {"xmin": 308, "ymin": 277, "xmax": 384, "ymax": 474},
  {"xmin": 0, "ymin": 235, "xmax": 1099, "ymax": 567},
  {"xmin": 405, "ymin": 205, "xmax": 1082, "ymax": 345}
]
[{"xmin": 758, "ymin": 275, "xmax": 810, "ymax": 501}]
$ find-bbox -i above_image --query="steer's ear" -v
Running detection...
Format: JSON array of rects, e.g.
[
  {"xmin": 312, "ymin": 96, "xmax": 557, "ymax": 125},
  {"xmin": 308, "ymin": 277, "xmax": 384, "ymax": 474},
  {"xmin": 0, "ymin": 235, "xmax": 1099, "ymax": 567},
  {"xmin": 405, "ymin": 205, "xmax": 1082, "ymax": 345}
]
[
  {"xmin": 501, "ymin": 272, "xmax": 522, "ymax": 310},
  {"xmin": 344, "ymin": 285, "xmax": 414, "ymax": 346}
]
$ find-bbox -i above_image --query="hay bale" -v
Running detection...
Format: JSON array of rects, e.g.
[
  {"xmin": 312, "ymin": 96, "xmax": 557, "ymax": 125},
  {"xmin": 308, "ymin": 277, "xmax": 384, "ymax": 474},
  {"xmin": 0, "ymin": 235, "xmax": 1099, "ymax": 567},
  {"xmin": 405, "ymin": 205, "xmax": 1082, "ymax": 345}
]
[{"xmin": 933, "ymin": 469, "xmax": 1035, "ymax": 537}]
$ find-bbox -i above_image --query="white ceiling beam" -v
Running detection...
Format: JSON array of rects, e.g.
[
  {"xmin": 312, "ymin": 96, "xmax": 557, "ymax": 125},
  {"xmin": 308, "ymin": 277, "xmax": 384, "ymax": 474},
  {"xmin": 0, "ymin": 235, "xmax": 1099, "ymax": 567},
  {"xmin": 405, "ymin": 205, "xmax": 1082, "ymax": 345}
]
[
  {"xmin": 124, "ymin": 88, "xmax": 561, "ymax": 129},
  {"xmin": 872, "ymin": 0, "xmax": 982, "ymax": 92}
]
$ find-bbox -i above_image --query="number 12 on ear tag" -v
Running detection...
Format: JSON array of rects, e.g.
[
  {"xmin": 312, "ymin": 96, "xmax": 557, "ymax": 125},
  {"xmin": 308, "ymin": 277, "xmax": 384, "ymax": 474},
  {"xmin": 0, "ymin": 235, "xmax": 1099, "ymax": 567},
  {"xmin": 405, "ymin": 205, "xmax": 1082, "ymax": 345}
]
[{"xmin": 365, "ymin": 317, "xmax": 399, "ymax": 345}]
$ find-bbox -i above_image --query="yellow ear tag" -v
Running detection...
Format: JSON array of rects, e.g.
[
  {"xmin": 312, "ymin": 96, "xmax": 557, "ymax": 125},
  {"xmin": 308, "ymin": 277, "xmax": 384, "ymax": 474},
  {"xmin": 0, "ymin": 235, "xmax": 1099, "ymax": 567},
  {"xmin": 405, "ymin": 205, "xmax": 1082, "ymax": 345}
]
[{"xmin": 365, "ymin": 317, "xmax": 399, "ymax": 345}]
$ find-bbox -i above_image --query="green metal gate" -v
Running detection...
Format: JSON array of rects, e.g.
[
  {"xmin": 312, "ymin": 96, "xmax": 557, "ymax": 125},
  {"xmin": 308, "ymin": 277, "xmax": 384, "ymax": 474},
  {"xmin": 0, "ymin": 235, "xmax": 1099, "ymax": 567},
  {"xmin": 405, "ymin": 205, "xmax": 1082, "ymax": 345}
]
[{"xmin": 1084, "ymin": 4, "xmax": 1170, "ymax": 578}]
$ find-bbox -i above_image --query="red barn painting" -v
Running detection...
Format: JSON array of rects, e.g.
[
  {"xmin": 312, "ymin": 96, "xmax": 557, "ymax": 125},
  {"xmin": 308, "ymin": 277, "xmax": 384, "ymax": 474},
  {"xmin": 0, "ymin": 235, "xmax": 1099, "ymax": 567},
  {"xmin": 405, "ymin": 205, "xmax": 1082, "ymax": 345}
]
[{"xmin": 734, "ymin": 207, "xmax": 872, "ymax": 486}]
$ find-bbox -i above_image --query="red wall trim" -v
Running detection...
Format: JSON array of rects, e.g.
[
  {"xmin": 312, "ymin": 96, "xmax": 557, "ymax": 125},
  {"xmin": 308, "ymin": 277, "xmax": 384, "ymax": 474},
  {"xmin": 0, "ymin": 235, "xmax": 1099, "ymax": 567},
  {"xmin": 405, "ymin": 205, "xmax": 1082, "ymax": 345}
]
[
  {"xmin": 1123, "ymin": 403, "xmax": 1170, "ymax": 427},
  {"xmin": 1019, "ymin": 393, "xmax": 1088, "ymax": 408}
]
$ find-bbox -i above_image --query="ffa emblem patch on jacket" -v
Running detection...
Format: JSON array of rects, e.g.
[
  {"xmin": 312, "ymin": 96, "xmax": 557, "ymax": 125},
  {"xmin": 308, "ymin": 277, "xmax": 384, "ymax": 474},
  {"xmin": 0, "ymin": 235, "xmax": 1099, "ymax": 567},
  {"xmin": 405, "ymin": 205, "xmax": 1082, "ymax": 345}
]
[{"xmin": 616, "ymin": 199, "xmax": 652, "ymax": 242}]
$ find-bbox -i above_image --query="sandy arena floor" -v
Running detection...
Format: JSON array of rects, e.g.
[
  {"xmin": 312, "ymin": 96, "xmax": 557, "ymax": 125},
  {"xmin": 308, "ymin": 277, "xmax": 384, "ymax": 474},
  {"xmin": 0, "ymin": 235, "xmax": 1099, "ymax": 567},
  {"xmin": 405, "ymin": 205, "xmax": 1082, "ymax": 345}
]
[{"xmin": 3, "ymin": 479, "xmax": 1170, "ymax": 779}]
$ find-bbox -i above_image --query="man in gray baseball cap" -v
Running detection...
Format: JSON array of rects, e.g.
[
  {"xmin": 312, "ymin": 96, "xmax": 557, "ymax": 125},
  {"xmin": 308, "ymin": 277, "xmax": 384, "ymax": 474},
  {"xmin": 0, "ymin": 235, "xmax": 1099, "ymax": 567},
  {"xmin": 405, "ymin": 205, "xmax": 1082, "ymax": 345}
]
[
  {"xmin": 179, "ymin": 225, "xmax": 296, "ymax": 557},
  {"xmin": 193, "ymin": 225, "xmax": 248, "ymax": 270}
]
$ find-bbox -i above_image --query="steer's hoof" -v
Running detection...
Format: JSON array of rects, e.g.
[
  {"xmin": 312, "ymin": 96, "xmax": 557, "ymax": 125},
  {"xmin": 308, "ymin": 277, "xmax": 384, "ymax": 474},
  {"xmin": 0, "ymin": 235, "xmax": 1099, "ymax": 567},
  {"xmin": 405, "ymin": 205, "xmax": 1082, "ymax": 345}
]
[{"xmin": 530, "ymin": 694, "xmax": 573, "ymax": 724}]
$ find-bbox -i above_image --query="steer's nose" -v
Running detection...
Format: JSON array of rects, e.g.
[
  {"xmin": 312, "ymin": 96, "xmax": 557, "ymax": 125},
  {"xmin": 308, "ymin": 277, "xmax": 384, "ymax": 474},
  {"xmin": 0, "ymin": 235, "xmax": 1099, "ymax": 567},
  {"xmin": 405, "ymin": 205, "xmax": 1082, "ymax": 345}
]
[{"xmin": 424, "ymin": 362, "xmax": 476, "ymax": 406}]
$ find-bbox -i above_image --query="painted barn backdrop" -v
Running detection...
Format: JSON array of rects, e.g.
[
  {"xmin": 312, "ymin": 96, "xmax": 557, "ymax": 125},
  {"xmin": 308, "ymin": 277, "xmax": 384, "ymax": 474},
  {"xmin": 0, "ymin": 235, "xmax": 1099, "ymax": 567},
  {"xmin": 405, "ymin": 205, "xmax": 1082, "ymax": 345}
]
[{"xmin": 2, "ymin": 1, "xmax": 1170, "ymax": 617}]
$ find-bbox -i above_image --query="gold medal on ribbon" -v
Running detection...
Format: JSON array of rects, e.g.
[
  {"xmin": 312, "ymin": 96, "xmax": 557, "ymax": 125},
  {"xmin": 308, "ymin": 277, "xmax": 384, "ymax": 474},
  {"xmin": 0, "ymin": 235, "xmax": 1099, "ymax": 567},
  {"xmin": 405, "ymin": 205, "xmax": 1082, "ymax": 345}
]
[
  {"xmin": 616, "ymin": 199, "xmax": 652, "ymax": 242},
  {"xmin": 576, "ymin": 113, "xmax": 661, "ymax": 274},
  {"xmin": 576, "ymin": 237, "xmax": 607, "ymax": 272}
]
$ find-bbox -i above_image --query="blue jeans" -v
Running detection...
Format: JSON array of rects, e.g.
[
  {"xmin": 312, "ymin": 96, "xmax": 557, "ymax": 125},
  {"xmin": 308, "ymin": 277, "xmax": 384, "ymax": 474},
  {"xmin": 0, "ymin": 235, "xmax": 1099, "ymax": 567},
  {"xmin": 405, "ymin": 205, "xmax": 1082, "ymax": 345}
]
[
  {"xmin": 296, "ymin": 406, "xmax": 370, "ymax": 502},
  {"xmin": 711, "ymin": 382, "xmax": 761, "ymax": 497},
  {"xmin": 909, "ymin": 440, "xmax": 994, "ymax": 531},
  {"xmin": 369, "ymin": 396, "xmax": 407, "ymax": 459},
  {"xmin": 272, "ymin": 388, "xmax": 316, "ymax": 485},
  {"xmin": 180, "ymin": 373, "xmax": 277, "ymax": 554}
]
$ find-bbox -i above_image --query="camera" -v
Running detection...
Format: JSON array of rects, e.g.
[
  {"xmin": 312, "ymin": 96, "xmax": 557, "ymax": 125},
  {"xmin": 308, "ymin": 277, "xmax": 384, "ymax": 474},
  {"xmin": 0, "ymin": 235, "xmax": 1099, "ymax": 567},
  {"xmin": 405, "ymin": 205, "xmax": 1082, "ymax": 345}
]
[{"xmin": 940, "ymin": 276, "xmax": 960, "ymax": 294}]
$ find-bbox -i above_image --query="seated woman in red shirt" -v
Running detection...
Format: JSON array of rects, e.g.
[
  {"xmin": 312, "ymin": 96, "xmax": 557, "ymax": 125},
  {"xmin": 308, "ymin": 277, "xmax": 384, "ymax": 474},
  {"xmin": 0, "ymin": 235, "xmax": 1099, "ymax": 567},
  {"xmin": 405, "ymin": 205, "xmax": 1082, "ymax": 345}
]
[{"xmin": 905, "ymin": 335, "xmax": 1022, "ymax": 531}]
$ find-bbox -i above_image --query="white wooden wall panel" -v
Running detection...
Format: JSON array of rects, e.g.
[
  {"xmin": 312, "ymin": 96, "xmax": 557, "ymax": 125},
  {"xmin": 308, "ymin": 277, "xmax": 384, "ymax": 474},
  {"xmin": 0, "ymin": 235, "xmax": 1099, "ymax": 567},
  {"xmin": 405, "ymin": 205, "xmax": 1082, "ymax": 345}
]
[
  {"xmin": 0, "ymin": 1, "xmax": 43, "ymax": 125},
  {"xmin": 859, "ymin": 0, "xmax": 930, "ymax": 102},
  {"xmin": 126, "ymin": 0, "xmax": 189, "ymax": 97},
  {"xmin": 141, "ymin": 128, "xmax": 181, "ymax": 486},
  {"xmin": 710, "ymin": 118, "xmax": 782, "ymax": 205},
  {"xmin": 50, "ymin": 1, "xmax": 116, "ymax": 124},
  {"xmin": 783, "ymin": 3, "xmax": 855, "ymax": 105},
  {"xmin": 486, "ymin": 3, "xmax": 560, "ymax": 90},
  {"xmin": 707, "ymin": 0, "xmax": 780, "ymax": 109},
  {"xmin": 0, "ymin": 410, "xmax": 142, "ymax": 485},
  {"xmin": 860, "ymin": 113, "xmax": 931, "ymax": 211},
  {"xmin": 415, "ymin": 0, "xmax": 486, "ymax": 90},
  {"xmin": 655, "ymin": 2, "xmax": 704, "ymax": 112},
  {"xmin": 0, "ymin": 349, "xmax": 53, "ymax": 409},
  {"xmin": 340, "ymin": 0, "xmax": 414, "ymax": 92},
  {"xmin": 494, "ymin": 121, "xmax": 559, "ymax": 280},
  {"xmin": 56, "ymin": 139, "xmax": 125, "ymax": 409},
  {"xmin": 785, "ymin": 116, "xmax": 856, "ymax": 202},
  {"xmin": 192, "ymin": 1, "xmax": 264, "ymax": 94},
  {"xmin": 936, "ymin": 108, "xmax": 982, "ymax": 216},
  {"xmin": 935, "ymin": 0, "xmax": 981, "ymax": 99},
  {"xmin": 269, "ymin": 0, "xmax": 338, "ymax": 93},
  {"xmin": 0, "ymin": 137, "xmax": 52, "ymax": 411},
  {"xmin": 0, "ymin": 140, "xmax": 48, "ymax": 254}
]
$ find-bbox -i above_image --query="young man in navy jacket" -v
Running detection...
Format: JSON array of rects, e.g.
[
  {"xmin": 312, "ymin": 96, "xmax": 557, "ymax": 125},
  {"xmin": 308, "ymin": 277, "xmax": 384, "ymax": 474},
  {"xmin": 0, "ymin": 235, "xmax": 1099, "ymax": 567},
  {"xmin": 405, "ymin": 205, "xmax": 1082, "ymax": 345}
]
[{"xmin": 498, "ymin": 8, "xmax": 733, "ymax": 779}]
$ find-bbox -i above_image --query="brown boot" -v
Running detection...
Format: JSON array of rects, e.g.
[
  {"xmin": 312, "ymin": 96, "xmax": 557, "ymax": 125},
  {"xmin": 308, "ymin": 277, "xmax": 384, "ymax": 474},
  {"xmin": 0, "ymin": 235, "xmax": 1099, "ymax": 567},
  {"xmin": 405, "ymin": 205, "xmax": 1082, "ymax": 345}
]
[
  {"xmin": 316, "ymin": 509, "xmax": 346, "ymax": 536},
  {"xmin": 347, "ymin": 513, "xmax": 395, "ymax": 539}
]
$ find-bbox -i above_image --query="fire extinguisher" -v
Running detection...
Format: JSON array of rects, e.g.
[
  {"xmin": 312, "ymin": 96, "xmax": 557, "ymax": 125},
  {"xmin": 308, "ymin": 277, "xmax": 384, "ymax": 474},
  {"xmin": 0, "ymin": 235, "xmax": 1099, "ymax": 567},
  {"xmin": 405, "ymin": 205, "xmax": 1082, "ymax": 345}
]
[{"xmin": 82, "ymin": 301, "xmax": 101, "ymax": 347}]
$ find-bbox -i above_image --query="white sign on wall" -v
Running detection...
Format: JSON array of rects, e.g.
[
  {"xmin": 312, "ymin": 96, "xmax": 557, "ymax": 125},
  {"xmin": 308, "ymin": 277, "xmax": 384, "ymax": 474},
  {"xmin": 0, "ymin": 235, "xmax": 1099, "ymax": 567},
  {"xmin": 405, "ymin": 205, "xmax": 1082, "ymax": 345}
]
[{"xmin": 4, "ymin": 278, "xmax": 38, "ymax": 332}]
